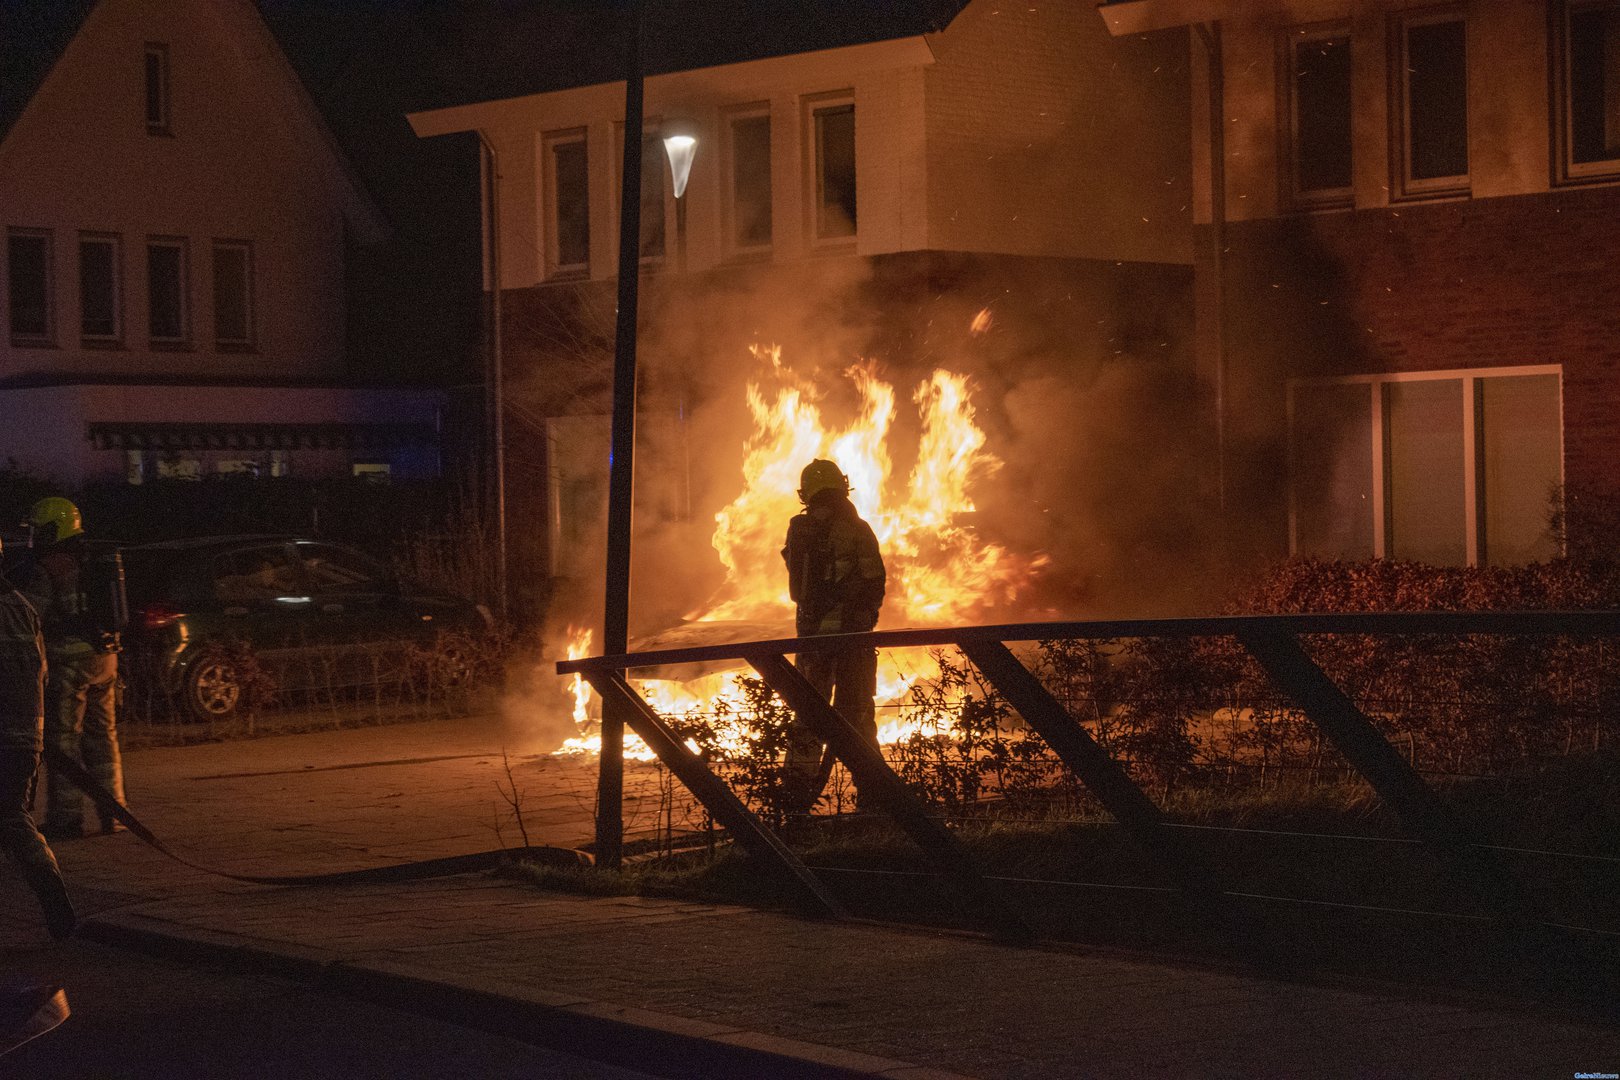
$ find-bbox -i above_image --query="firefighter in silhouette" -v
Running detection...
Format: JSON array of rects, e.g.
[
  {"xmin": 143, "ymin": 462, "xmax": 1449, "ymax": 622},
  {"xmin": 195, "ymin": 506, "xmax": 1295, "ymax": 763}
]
[
  {"xmin": 781, "ymin": 459, "xmax": 886, "ymax": 810},
  {"xmin": 0, "ymin": 534, "xmax": 75, "ymax": 939},
  {"xmin": 18, "ymin": 497, "xmax": 125, "ymax": 840}
]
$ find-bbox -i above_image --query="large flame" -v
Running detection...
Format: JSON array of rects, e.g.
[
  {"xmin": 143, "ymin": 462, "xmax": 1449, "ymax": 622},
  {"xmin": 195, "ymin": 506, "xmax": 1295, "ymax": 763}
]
[
  {"xmin": 704, "ymin": 347, "xmax": 1035, "ymax": 627},
  {"xmin": 558, "ymin": 347, "xmax": 1046, "ymax": 756}
]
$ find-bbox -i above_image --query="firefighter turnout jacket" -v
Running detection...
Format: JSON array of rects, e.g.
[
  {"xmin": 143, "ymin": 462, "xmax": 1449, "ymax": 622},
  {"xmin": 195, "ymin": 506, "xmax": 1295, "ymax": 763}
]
[
  {"xmin": 17, "ymin": 545, "xmax": 112, "ymax": 661},
  {"xmin": 781, "ymin": 492, "xmax": 886, "ymax": 636},
  {"xmin": 0, "ymin": 582, "xmax": 46, "ymax": 753}
]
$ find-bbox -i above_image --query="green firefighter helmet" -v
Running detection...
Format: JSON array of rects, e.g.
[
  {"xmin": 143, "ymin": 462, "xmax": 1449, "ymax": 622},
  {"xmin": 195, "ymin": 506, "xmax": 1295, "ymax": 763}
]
[
  {"xmin": 28, "ymin": 496, "xmax": 84, "ymax": 546},
  {"xmin": 797, "ymin": 459, "xmax": 849, "ymax": 504}
]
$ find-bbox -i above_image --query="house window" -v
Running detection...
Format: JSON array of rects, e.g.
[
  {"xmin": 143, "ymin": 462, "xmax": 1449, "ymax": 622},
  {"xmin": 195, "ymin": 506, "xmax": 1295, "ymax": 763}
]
[
  {"xmin": 211, "ymin": 240, "xmax": 253, "ymax": 347},
  {"xmin": 1289, "ymin": 368, "xmax": 1562, "ymax": 566},
  {"xmin": 1391, "ymin": 11, "xmax": 1469, "ymax": 197},
  {"xmin": 613, "ymin": 126, "xmax": 667, "ymax": 262},
  {"xmin": 544, "ymin": 129, "xmax": 590, "ymax": 277},
  {"xmin": 7, "ymin": 229, "xmax": 53, "ymax": 343},
  {"xmin": 724, "ymin": 106, "xmax": 773, "ymax": 253},
  {"xmin": 145, "ymin": 44, "xmax": 170, "ymax": 134},
  {"xmin": 1283, "ymin": 26, "xmax": 1353, "ymax": 206},
  {"xmin": 1556, "ymin": 1, "xmax": 1620, "ymax": 181},
  {"xmin": 807, "ymin": 96, "xmax": 856, "ymax": 241},
  {"xmin": 78, "ymin": 233, "xmax": 122, "ymax": 343},
  {"xmin": 147, "ymin": 237, "xmax": 188, "ymax": 345},
  {"xmin": 156, "ymin": 454, "xmax": 202, "ymax": 480},
  {"xmin": 215, "ymin": 459, "xmax": 263, "ymax": 478}
]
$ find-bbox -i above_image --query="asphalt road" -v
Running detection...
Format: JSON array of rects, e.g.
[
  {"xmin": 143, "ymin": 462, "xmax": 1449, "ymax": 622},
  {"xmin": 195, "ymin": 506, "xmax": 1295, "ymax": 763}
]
[{"xmin": 1, "ymin": 937, "xmax": 665, "ymax": 1080}]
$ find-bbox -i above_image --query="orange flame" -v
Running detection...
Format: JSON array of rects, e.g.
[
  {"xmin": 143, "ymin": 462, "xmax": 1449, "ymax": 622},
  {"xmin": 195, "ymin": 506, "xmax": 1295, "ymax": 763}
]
[
  {"xmin": 556, "ymin": 347, "xmax": 1045, "ymax": 757},
  {"xmin": 553, "ymin": 625, "xmax": 659, "ymax": 761},
  {"xmin": 703, "ymin": 349, "xmax": 1039, "ymax": 627}
]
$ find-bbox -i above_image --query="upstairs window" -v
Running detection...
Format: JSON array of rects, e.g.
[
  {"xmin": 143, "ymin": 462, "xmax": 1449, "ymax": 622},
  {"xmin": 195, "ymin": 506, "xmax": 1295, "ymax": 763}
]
[
  {"xmin": 78, "ymin": 233, "xmax": 122, "ymax": 343},
  {"xmin": 1284, "ymin": 26, "xmax": 1353, "ymax": 207},
  {"xmin": 147, "ymin": 237, "xmax": 188, "ymax": 345},
  {"xmin": 145, "ymin": 44, "xmax": 170, "ymax": 135},
  {"xmin": 724, "ymin": 106, "xmax": 773, "ymax": 254},
  {"xmin": 544, "ymin": 129, "xmax": 590, "ymax": 277},
  {"xmin": 613, "ymin": 126, "xmax": 667, "ymax": 262},
  {"xmin": 808, "ymin": 95, "xmax": 856, "ymax": 241},
  {"xmin": 212, "ymin": 239, "xmax": 253, "ymax": 348},
  {"xmin": 1289, "ymin": 368, "xmax": 1562, "ymax": 567},
  {"xmin": 1556, "ymin": 1, "xmax": 1620, "ymax": 181},
  {"xmin": 1392, "ymin": 11, "xmax": 1469, "ymax": 198},
  {"xmin": 7, "ymin": 229, "xmax": 53, "ymax": 344}
]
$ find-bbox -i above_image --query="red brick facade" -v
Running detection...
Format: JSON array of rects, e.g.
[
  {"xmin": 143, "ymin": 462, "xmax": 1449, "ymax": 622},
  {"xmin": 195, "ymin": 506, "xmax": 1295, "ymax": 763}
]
[{"xmin": 1205, "ymin": 183, "xmax": 1620, "ymax": 558}]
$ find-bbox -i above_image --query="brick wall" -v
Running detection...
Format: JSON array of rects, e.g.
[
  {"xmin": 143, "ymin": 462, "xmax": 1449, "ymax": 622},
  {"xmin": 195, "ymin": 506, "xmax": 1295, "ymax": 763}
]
[{"xmin": 1211, "ymin": 184, "xmax": 1620, "ymax": 554}]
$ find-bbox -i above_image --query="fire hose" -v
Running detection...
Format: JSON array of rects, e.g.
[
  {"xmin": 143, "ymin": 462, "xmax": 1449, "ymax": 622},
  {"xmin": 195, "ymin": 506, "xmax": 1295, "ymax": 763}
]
[{"xmin": 39, "ymin": 745, "xmax": 591, "ymax": 886}]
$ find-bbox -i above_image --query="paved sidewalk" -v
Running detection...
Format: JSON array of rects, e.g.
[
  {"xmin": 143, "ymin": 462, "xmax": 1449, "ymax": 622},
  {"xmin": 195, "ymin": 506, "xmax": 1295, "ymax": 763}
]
[{"xmin": 4, "ymin": 714, "xmax": 1618, "ymax": 1078}]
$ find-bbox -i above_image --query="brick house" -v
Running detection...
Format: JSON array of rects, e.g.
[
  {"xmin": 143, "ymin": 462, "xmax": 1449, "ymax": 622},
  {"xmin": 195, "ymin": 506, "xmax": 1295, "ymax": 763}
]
[
  {"xmin": 0, "ymin": 0, "xmax": 446, "ymax": 486},
  {"xmin": 1104, "ymin": 0, "xmax": 1620, "ymax": 567},
  {"xmin": 408, "ymin": 0, "xmax": 1198, "ymax": 625}
]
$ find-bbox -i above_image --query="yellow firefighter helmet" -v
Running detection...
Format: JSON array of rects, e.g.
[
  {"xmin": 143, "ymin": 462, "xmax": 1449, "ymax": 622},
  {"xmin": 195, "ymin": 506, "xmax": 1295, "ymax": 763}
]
[{"xmin": 28, "ymin": 496, "xmax": 84, "ymax": 545}]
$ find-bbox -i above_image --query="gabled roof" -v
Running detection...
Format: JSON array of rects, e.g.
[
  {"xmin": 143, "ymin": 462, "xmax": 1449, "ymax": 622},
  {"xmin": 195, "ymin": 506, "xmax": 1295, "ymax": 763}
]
[
  {"xmin": 388, "ymin": 0, "xmax": 972, "ymax": 113},
  {"xmin": 0, "ymin": 0, "xmax": 388, "ymax": 243},
  {"xmin": 0, "ymin": 0, "xmax": 99, "ymax": 144}
]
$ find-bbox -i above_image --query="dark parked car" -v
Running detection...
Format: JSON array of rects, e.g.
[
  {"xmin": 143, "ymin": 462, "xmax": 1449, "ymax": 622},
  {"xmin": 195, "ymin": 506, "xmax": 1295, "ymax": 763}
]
[{"xmin": 119, "ymin": 536, "xmax": 492, "ymax": 720}]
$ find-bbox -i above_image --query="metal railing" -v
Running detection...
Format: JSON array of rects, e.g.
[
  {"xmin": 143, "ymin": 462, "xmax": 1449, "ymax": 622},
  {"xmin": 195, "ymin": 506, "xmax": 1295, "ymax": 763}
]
[{"xmin": 558, "ymin": 611, "xmax": 1620, "ymax": 945}]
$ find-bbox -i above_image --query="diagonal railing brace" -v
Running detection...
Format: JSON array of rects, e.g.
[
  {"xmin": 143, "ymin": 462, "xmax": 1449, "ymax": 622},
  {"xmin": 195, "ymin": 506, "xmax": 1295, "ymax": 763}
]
[
  {"xmin": 583, "ymin": 671, "xmax": 847, "ymax": 919},
  {"xmin": 959, "ymin": 640, "xmax": 1228, "ymax": 904},
  {"xmin": 750, "ymin": 650, "xmax": 1034, "ymax": 944},
  {"xmin": 1237, "ymin": 628, "xmax": 1542, "ymax": 924}
]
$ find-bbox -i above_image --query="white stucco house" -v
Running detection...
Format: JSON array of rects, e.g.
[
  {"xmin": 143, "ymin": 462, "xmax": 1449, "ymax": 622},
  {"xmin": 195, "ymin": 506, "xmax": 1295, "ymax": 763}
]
[{"xmin": 0, "ymin": 0, "xmax": 444, "ymax": 485}]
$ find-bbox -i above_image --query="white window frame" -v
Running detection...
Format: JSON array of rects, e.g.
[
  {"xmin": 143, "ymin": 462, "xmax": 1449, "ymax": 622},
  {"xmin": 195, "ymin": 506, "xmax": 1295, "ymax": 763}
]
[
  {"xmin": 146, "ymin": 235, "xmax": 189, "ymax": 346},
  {"xmin": 721, "ymin": 103, "xmax": 773, "ymax": 258},
  {"xmin": 1288, "ymin": 365, "xmax": 1563, "ymax": 566},
  {"xmin": 1389, "ymin": 8, "xmax": 1471, "ymax": 200},
  {"xmin": 211, "ymin": 238, "xmax": 254, "ymax": 349},
  {"xmin": 78, "ymin": 232, "xmax": 123, "ymax": 344},
  {"xmin": 6, "ymin": 227, "xmax": 54, "ymax": 345},
  {"xmin": 1281, "ymin": 22, "xmax": 1354, "ymax": 210},
  {"xmin": 542, "ymin": 128, "xmax": 591, "ymax": 279},
  {"xmin": 144, "ymin": 43, "xmax": 171, "ymax": 135},
  {"xmin": 803, "ymin": 91, "xmax": 857, "ymax": 246},
  {"xmin": 1554, "ymin": 0, "xmax": 1620, "ymax": 184}
]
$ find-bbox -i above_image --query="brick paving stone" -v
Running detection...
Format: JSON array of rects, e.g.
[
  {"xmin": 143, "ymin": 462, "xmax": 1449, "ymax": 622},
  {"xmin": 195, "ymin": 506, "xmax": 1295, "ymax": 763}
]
[{"xmin": 12, "ymin": 713, "xmax": 1616, "ymax": 1080}]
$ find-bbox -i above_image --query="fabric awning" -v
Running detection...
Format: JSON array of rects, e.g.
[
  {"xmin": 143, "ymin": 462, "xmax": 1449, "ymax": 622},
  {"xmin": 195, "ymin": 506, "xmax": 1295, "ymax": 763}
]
[{"xmin": 86, "ymin": 421, "xmax": 438, "ymax": 452}]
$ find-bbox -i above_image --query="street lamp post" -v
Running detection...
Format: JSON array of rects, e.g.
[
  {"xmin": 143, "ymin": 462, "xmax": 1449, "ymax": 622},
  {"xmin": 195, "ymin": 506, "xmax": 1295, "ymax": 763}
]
[
  {"xmin": 597, "ymin": 14, "xmax": 702, "ymax": 869},
  {"xmin": 598, "ymin": 0, "xmax": 646, "ymax": 870}
]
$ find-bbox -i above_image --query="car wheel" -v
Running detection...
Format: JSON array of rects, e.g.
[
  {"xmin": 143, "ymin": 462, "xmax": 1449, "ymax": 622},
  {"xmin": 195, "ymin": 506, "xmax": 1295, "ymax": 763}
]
[{"xmin": 184, "ymin": 653, "xmax": 243, "ymax": 721}]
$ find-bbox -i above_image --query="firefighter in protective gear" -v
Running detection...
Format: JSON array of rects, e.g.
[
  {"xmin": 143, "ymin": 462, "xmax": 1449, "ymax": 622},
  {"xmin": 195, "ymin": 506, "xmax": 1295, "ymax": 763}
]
[
  {"xmin": 0, "ymin": 535, "xmax": 76, "ymax": 939},
  {"xmin": 19, "ymin": 497, "xmax": 125, "ymax": 840},
  {"xmin": 781, "ymin": 459, "xmax": 886, "ymax": 810}
]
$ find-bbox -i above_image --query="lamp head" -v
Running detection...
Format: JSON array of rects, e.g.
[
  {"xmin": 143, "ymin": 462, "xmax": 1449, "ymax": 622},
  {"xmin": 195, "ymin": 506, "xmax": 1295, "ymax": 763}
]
[{"xmin": 661, "ymin": 116, "xmax": 698, "ymax": 198}]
